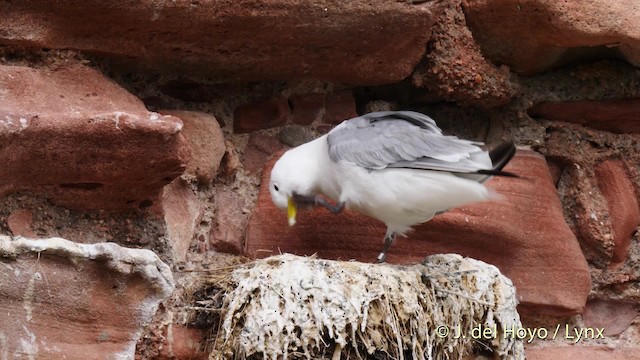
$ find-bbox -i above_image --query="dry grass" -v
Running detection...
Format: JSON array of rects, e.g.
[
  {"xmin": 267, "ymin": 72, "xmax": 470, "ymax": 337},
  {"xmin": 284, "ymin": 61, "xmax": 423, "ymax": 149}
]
[{"xmin": 186, "ymin": 254, "xmax": 524, "ymax": 360}]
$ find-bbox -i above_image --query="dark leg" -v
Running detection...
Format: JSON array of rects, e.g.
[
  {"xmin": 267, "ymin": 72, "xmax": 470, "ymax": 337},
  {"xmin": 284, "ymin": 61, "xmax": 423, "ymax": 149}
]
[
  {"xmin": 376, "ymin": 232, "xmax": 396, "ymax": 263},
  {"xmin": 291, "ymin": 193, "xmax": 345, "ymax": 213},
  {"xmin": 313, "ymin": 196, "xmax": 345, "ymax": 214}
]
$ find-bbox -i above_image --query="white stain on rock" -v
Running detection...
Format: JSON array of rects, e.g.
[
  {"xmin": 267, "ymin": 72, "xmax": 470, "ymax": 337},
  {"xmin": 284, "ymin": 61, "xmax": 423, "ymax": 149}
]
[
  {"xmin": 15, "ymin": 325, "xmax": 38, "ymax": 360},
  {"xmin": 0, "ymin": 114, "xmax": 30, "ymax": 133},
  {"xmin": 0, "ymin": 332, "xmax": 9, "ymax": 360},
  {"xmin": 0, "ymin": 236, "xmax": 175, "ymax": 359},
  {"xmin": 22, "ymin": 272, "xmax": 41, "ymax": 322}
]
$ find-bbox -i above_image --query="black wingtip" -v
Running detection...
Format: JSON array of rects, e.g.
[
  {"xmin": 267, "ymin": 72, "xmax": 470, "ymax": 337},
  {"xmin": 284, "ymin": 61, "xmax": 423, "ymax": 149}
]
[
  {"xmin": 488, "ymin": 141, "xmax": 516, "ymax": 172},
  {"xmin": 476, "ymin": 169, "xmax": 520, "ymax": 178}
]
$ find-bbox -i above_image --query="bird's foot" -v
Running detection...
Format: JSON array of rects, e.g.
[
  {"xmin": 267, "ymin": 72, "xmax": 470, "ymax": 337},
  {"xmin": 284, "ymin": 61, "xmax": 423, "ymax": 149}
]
[
  {"xmin": 291, "ymin": 193, "xmax": 345, "ymax": 214},
  {"xmin": 313, "ymin": 196, "xmax": 345, "ymax": 214},
  {"xmin": 376, "ymin": 233, "xmax": 396, "ymax": 263}
]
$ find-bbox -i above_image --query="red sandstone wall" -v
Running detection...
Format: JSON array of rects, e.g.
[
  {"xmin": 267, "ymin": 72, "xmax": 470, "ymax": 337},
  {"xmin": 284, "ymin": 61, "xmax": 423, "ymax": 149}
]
[{"xmin": 0, "ymin": 1, "xmax": 639, "ymax": 359}]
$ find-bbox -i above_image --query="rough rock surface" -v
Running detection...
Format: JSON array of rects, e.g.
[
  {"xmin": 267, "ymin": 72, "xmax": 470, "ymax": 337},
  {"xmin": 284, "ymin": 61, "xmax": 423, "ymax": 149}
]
[
  {"xmin": 240, "ymin": 133, "xmax": 285, "ymax": 174},
  {"xmin": 278, "ymin": 125, "xmax": 317, "ymax": 147},
  {"xmin": 2, "ymin": 4, "xmax": 640, "ymax": 358},
  {"xmin": 0, "ymin": 236, "xmax": 174, "ymax": 359},
  {"xmin": 246, "ymin": 150, "xmax": 591, "ymax": 315},
  {"xmin": 322, "ymin": 90, "xmax": 358, "ymax": 125},
  {"xmin": 6, "ymin": 209, "xmax": 36, "ymax": 238},
  {"xmin": 412, "ymin": 1, "xmax": 517, "ymax": 107},
  {"xmin": 0, "ymin": 1, "xmax": 443, "ymax": 85},
  {"xmin": 595, "ymin": 160, "xmax": 640, "ymax": 264},
  {"xmin": 463, "ymin": 0, "xmax": 640, "ymax": 74},
  {"xmin": 234, "ymin": 97, "xmax": 290, "ymax": 134},
  {"xmin": 289, "ymin": 93, "xmax": 324, "ymax": 125},
  {"xmin": 526, "ymin": 346, "xmax": 640, "ymax": 360},
  {"xmin": 160, "ymin": 110, "xmax": 226, "ymax": 184},
  {"xmin": 546, "ymin": 125, "xmax": 640, "ymax": 266},
  {"xmin": 162, "ymin": 179, "xmax": 203, "ymax": 263},
  {"xmin": 210, "ymin": 187, "xmax": 248, "ymax": 255},
  {"xmin": 157, "ymin": 325, "xmax": 207, "ymax": 360},
  {"xmin": 220, "ymin": 139, "xmax": 242, "ymax": 178},
  {"xmin": 0, "ymin": 193, "xmax": 167, "ymax": 249},
  {"xmin": 529, "ymin": 98, "xmax": 640, "ymax": 134},
  {"xmin": 234, "ymin": 90, "xmax": 361, "ymax": 133},
  {"xmin": 0, "ymin": 64, "xmax": 188, "ymax": 210},
  {"xmin": 137, "ymin": 307, "xmax": 209, "ymax": 360},
  {"xmin": 583, "ymin": 298, "xmax": 639, "ymax": 337}
]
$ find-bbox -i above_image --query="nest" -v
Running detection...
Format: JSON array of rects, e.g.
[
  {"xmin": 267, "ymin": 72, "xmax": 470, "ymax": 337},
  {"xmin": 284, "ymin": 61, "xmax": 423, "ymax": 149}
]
[{"xmin": 189, "ymin": 254, "xmax": 524, "ymax": 360}]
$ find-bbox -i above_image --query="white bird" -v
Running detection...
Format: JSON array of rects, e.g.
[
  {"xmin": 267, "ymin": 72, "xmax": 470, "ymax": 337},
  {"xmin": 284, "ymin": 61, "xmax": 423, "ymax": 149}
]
[{"xmin": 269, "ymin": 111, "xmax": 516, "ymax": 262}]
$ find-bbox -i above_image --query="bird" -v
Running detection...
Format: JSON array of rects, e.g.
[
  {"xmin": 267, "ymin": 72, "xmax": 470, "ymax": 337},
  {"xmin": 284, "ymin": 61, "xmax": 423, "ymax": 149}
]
[{"xmin": 269, "ymin": 111, "xmax": 516, "ymax": 262}]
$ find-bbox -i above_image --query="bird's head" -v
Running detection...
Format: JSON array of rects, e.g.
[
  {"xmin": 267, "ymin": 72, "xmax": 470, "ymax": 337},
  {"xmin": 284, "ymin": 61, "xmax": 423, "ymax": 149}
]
[{"xmin": 269, "ymin": 148, "xmax": 319, "ymax": 226}]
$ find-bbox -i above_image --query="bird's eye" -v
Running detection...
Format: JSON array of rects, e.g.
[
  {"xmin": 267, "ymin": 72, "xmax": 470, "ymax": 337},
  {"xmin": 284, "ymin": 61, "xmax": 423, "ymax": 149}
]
[{"xmin": 273, "ymin": 184, "xmax": 279, "ymax": 191}]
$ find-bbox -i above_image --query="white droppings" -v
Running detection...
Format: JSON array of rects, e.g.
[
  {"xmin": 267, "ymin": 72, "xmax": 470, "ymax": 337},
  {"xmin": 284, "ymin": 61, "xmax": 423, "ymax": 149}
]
[
  {"xmin": 88, "ymin": 111, "xmax": 182, "ymax": 135},
  {"xmin": 152, "ymin": 113, "xmax": 183, "ymax": 134},
  {"xmin": 113, "ymin": 111, "xmax": 125, "ymax": 130},
  {"xmin": 215, "ymin": 254, "xmax": 524, "ymax": 360},
  {"xmin": 23, "ymin": 272, "xmax": 41, "ymax": 322},
  {"xmin": 166, "ymin": 322, "xmax": 174, "ymax": 358},
  {"xmin": 0, "ymin": 235, "xmax": 176, "ymax": 359},
  {"xmin": 1, "ymin": 235, "xmax": 174, "ymax": 296},
  {"xmin": 15, "ymin": 325, "xmax": 38, "ymax": 360},
  {"xmin": 0, "ymin": 115, "xmax": 29, "ymax": 133},
  {"xmin": 38, "ymin": 338, "xmax": 61, "ymax": 355},
  {"xmin": 0, "ymin": 332, "xmax": 9, "ymax": 360}
]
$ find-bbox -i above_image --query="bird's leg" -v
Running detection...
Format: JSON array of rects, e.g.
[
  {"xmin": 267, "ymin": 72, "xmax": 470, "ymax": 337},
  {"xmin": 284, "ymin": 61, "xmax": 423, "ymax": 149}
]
[
  {"xmin": 376, "ymin": 232, "xmax": 396, "ymax": 263},
  {"xmin": 313, "ymin": 195, "xmax": 345, "ymax": 214},
  {"xmin": 291, "ymin": 193, "xmax": 316, "ymax": 209},
  {"xmin": 291, "ymin": 193, "xmax": 345, "ymax": 213}
]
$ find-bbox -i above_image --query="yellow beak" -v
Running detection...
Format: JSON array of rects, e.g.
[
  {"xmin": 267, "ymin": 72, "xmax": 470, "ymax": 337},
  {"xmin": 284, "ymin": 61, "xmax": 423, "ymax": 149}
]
[{"xmin": 287, "ymin": 196, "xmax": 297, "ymax": 226}]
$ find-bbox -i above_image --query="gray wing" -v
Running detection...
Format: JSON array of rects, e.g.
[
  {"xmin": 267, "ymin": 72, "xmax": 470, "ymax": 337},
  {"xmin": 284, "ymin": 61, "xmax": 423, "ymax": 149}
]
[{"xmin": 326, "ymin": 111, "xmax": 492, "ymax": 173}]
